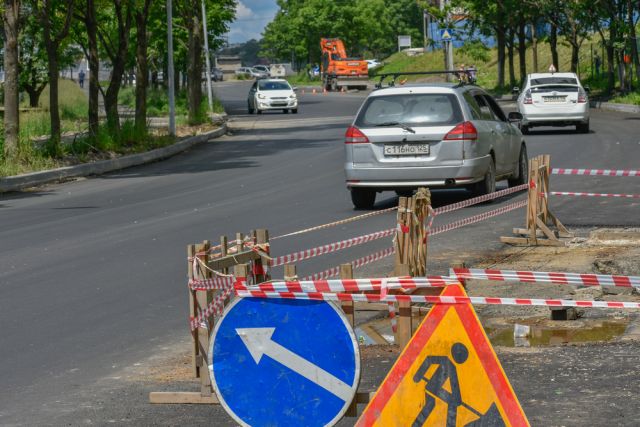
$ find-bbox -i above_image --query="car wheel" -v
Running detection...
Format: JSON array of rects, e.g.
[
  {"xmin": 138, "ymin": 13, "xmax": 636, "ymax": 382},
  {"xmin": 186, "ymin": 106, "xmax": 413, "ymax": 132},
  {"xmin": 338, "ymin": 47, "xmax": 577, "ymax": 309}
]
[
  {"xmin": 257, "ymin": 109, "xmax": 262, "ymax": 115},
  {"xmin": 508, "ymin": 145, "xmax": 528, "ymax": 187},
  {"xmin": 520, "ymin": 124, "xmax": 530, "ymax": 134},
  {"xmin": 473, "ymin": 157, "xmax": 496, "ymax": 198},
  {"xmin": 350, "ymin": 188, "xmax": 376, "ymax": 210},
  {"xmin": 283, "ymin": 109, "xmax": 289, "ymax": 114},
  {"xmin": 248, "ymin": 103, "xmax": 254, "ymax": 114},
  {"xmin": 577, "ymin": 121, "xmax": 589, "ymax": 133},
  {"xmin": 292, "ymin": 108, "xmax": 298, "ymax": 114}
]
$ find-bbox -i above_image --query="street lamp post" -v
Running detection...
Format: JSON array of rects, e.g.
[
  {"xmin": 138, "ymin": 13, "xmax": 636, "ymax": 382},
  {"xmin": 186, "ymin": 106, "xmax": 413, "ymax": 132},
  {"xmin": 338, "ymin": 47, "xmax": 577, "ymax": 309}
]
[{"xmin": 201, "ymin": 0, "xmax": 214, "ymax": 114}]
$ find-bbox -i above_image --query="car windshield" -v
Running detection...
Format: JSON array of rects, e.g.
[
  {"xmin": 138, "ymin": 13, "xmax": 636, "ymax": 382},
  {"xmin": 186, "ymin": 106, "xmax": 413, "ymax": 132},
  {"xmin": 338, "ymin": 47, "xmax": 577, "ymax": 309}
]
[
  {"xmin": 258, "ymin": 81, "xmax": 291, "ymax": 90},
  {"xmin": 530, "ymin": 77, "xmax": 577, "ymax": 86},
  {"xmin": 355, "ymin": 94, "xmax": 463, "ymax": 127}
]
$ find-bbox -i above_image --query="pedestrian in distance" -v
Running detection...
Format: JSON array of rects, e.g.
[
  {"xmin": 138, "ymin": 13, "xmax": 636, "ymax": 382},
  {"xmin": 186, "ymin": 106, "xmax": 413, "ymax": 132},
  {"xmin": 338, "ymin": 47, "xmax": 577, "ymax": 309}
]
[
  {"xmin": 594, "ymin": 54, "xmax": 601, "ymax": 77},
  {"xmin": 78, "ymin": 69, "xmax": 85, "ymax": 88}
]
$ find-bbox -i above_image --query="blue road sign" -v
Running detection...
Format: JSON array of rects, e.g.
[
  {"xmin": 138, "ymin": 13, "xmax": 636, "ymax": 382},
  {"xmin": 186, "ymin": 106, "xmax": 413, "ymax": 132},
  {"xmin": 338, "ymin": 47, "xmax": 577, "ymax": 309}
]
[
  {"xmin": 209, "ymin": 298, "xmax": 361, "ymax": 427},
  {"xmin": 440, "ymin": 29, "xmax": 454, "ymax": 40}
]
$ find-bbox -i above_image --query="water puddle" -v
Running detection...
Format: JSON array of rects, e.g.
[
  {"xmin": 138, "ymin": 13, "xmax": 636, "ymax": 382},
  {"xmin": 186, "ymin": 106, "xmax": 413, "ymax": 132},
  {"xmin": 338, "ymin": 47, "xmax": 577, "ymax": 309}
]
[{"xmin": 485, "ymin": 320, "xmax": 628, "ymax": 347}]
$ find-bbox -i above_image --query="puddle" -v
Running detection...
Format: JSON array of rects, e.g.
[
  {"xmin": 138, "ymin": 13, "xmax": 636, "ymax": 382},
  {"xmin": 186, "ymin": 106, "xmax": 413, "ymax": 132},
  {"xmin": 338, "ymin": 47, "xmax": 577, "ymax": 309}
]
[{"xmin": 486, "ymin": 321, "xmax": 628, "ymax": 347}]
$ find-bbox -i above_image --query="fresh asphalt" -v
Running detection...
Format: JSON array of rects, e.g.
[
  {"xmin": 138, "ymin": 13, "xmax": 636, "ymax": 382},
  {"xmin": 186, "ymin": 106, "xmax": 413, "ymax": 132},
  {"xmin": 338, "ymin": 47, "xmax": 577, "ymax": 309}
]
[{"xmin": 0, "ymin": 80, "xmax": 639, "ymax": 425}]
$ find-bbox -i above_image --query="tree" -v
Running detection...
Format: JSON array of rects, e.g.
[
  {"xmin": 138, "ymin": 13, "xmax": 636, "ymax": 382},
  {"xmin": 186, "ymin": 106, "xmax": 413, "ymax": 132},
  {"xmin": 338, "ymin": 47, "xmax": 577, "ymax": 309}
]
[
  {"xmin": 34, "ymin": 0, "xmax": 75, "ymax": 154},
  {"xmin": 3, "ymin": 0, "xmax": 20, "ymax": 158},
  {"xmin": 19, "ymin": 12, "xmax": 48, "ymax": 107},
  {"xmin": 134, "ymin": 0, "xmax": 152, "ymax": 136},
  {"xmin": 73, "ymin": 0, "xmax": 100, "ymax": 138}
]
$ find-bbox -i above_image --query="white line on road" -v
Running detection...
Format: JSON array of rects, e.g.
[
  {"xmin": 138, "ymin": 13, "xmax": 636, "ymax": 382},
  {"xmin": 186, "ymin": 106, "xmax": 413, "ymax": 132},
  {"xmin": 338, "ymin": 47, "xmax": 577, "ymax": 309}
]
[{"xmin": 236, "ymin": 327, "xmax": 353, "ymax": 402}]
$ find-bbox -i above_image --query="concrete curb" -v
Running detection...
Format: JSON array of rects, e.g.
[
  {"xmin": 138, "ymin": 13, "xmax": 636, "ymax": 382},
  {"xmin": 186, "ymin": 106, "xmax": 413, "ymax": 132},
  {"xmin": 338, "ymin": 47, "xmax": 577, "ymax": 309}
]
[
  {"xmin": 593, "ymin": 101, "xmax": 640, "ymax": 114},
  {"xmin": 0, "ymin": 124, "xmax": 227, "ymax": 193}
]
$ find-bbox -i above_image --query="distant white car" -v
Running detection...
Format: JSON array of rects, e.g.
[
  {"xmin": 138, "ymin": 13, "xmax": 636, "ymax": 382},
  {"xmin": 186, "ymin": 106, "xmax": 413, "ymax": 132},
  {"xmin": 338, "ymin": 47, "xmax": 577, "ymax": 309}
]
[
  {"xmin": 247, "ymin": 78, "xmax": 298, "ymax": 114},
  {"xmin": 515, "ymin": 72, "xmax": 590, "ymax": 134},
  {"xmin": 366, "ymin": 59, "xmax": 381, "ymax": 70},
  {"xmin": 253, "ymin": 65, "xmax": 271, "ymax": 75}
]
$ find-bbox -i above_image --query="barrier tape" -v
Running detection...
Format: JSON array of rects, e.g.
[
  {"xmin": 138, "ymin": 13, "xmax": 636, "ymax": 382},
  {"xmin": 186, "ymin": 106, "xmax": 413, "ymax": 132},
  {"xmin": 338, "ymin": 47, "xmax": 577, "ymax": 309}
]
[
  {"xmin": 432, "ymin": 184, "xmax": 528, "ymax": 216},
  {"xmin": 302, "ymin": 246, "xmax": 396, "ymax": 281},
  {"xmin": 429, "ymin": 199, "xmax": 528, "ymax": 236},
  {"xmin": 190, "ymin": 286, "xmax": 234, "ymax": 330},
  {"xmin": 270, "ymin": 227, "xmax": 396, "ymax": 267},
  {"xmin": 235, "ymin": 289, "xmax": 640, "ymax": 309},
  {"xmin": 551, "ymin": 168, "xmax": 639, "ymax": 177},
  {"xmin": 549, "ymin": 191, "xmax": 640, "ymax": 199},
  {"xmin": 189, "ymin": 275, "xmax": 236, "ymax": 291},
  {"xmin": 451, "ymin": 268, "xmax": 640, "ymax": 288},
  {"xmin": 242, "ymin": 276, "xmax": 460, "ymax": 294}
]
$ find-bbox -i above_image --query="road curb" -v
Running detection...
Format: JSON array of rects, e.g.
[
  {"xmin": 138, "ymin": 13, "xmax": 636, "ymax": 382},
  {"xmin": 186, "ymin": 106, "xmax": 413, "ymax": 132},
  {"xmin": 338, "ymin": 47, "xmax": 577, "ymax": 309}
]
[
  {"xmin": 0, "ymin": 124, "xmax": 227, "ymax": 193},
  {"xmin": 593, "ymin": 101, "xmax": 640, "ymax": 114}
]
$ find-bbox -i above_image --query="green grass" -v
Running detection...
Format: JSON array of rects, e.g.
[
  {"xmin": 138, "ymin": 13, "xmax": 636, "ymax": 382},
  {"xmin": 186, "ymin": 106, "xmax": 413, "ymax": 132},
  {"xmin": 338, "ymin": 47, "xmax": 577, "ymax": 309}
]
[
  {"xmin": 118, "ymin": 86, "xmax": 225, "ymax": 120},
  {"xmin": 286, "ymin": 72, "xmax": 323, "ymax": 86},
  {"xmin": 610, "ymin": 91, "xmax": 640, "ymax": 105}
]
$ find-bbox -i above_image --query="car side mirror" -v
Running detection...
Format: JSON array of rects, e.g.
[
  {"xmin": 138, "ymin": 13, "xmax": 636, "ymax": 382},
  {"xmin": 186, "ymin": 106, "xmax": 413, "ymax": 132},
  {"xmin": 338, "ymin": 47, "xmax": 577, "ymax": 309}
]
[
  {"xmin": 584, "ymin": 85, "xmax": 591, "ymax": 93},
  {"xmin": 511, "ymin": 86, "xmax": 520, "ymax": 95},
  {"xmin": 508, "ymin": 111, "xmax": 523, "ymax": 122}
]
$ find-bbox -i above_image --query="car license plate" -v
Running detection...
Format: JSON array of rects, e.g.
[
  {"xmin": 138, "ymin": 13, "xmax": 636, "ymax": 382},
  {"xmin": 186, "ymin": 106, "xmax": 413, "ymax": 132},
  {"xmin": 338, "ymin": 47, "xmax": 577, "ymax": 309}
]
[
  {"xmin": 543, "ymin": 96, "xmax": 566, "ymax": 103},
  {"xmin": 384, "ymin": 144, "xmax": 430, "ymax": 156}
]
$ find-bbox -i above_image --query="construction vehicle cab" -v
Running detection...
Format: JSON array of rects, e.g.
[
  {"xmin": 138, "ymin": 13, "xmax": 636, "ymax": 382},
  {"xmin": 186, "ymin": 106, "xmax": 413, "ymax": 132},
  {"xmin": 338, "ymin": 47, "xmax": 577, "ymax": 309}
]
[{"xmin": 320, "ymin": 38, "xmax": 369, "ymax": 91}]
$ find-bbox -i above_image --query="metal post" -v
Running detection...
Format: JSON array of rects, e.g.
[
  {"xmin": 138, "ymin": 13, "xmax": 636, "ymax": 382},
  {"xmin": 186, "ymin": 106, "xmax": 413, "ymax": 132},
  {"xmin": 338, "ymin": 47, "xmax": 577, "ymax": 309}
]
[
  {"xmin": 423, "ymin": 10, "xmax": 428, "ymax": 53},
  {"xmin": 167, "ymin": 0, "xmax": 176, "ymax": 136},
  {"xmin": 201, "ymin": 0, "xmax": 213, "ymax": 114}
]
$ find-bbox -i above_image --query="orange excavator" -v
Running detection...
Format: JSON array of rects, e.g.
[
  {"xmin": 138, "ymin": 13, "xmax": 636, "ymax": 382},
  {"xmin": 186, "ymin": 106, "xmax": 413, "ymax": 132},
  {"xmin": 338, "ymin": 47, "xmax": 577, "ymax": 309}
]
[{"xmin": 320, "ymin": 38, "xmax": 369, "ymax": 91}]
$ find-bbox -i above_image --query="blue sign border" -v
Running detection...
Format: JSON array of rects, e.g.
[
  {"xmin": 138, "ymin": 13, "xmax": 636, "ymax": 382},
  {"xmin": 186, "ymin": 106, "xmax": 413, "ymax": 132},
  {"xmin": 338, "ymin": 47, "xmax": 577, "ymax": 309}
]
[{"xmin": 208, "ymin": 298, "xmax": 361, "ymax": 427}]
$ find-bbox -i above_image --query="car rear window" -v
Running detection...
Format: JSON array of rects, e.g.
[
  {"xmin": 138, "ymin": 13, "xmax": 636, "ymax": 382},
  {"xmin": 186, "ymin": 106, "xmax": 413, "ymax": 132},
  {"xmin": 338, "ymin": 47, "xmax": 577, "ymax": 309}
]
[
  {"xmin": 258, "ymin": 81, "xmax": 291, "ymax": 90},
  {"xmin": 530, "ymin": 77, "xmax": 577, "ymax": 86},
  {"xmin": 355, "ymin": 94, "xmax": 463, "ymax": 127},
  {"xmin": 531, "ymin": 85, "xmax": 579, "ymax": 93}
]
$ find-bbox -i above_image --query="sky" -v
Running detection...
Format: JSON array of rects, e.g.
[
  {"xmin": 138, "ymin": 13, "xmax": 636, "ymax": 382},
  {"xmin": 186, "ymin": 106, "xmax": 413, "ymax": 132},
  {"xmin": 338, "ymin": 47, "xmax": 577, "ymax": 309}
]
[{"xmin": 227, "ymin": 0, "xmax": 279, "ymax": 44}]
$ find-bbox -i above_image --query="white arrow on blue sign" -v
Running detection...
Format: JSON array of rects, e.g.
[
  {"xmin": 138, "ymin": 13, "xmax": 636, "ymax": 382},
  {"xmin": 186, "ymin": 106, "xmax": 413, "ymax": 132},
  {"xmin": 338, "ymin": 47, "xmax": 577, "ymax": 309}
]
[{"xmin": 209, "ymin": 298, "xmax": 361, "ymax": 427}]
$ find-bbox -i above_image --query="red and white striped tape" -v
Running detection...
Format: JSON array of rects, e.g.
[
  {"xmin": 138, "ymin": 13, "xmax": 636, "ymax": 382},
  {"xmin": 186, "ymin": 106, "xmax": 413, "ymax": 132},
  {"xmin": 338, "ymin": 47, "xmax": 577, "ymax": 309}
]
[
  {"xmin": 189, "ymin": 275, "xmax": 236, "ymax": 291},
  {"xmin": 270, "ymin": 227, "xmax": 396, "ymax": 267},
  {"xmin": 190, "ymin": 287, "xmax": 234, "ymax": 330},
  {"xmin": 551, "ymin": 168, "xmax": 639, "ymax": 177},
  {"xmin": 429, "ymin": 199, "xmax": 527, "ymax": 236},
  {"xmin": 432, "ymin": 184, "xmax": 528, "ymax": 216},
  {"xmin": 549, "ymin": 191, "xmax": 640, "ymax": 199},
  {"xmin": 302, "ymin": 246, "xmax": 396, "ymax": 281},
  {"xmin": 242, "ymin": 276, "xmax": 460, "ymax": 294},
  {"xmin": 451, "ymin": 268, "xmax": 640, "ymax": 288},
  {"xmin": 235, "ymin": 289, "xmax": 640, "ymax": 309}
]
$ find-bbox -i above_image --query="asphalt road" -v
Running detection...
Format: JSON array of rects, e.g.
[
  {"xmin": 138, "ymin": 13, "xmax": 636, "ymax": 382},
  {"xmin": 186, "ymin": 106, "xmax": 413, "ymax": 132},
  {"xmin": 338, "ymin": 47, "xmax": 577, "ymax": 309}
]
[{"xmin": 0, "ymin": 81, "xmax": 639, "ymax": 425}]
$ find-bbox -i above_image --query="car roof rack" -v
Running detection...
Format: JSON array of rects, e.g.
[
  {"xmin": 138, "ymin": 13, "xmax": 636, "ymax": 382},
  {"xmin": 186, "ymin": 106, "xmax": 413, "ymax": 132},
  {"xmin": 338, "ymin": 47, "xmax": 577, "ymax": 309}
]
[{"xmin": 372, "ymin": 70, "xmax": 477, "ymax": 89}]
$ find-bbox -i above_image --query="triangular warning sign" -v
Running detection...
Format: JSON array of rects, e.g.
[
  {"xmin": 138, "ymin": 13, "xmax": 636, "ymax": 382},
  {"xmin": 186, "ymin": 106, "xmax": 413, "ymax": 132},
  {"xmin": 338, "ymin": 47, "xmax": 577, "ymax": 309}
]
[
  {"xmin": 357, "ymin": 285, "xmax": 529, "ymax": 427},
  {"xmin": 442, "ymin": 29, "xmax": 452, "ymax": 40}
]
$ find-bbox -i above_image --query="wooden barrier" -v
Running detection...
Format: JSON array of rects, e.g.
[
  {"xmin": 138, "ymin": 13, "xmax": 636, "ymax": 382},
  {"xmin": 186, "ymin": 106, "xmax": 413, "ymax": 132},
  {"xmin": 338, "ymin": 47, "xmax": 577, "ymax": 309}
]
[{"xmin": 501, "ymin": 155, "xmax": 572, "ymax": 246}]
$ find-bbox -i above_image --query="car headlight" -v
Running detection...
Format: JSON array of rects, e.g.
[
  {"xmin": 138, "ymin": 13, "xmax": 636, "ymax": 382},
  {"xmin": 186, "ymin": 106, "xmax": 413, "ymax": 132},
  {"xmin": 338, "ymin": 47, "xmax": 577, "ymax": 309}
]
[
  {"xmin": 289, "ymin": 94, "xmax": 296, "ymax": 99},
  {"xmin": 257, "ymin": 93, "xmax": 266, "ymax": 99}
]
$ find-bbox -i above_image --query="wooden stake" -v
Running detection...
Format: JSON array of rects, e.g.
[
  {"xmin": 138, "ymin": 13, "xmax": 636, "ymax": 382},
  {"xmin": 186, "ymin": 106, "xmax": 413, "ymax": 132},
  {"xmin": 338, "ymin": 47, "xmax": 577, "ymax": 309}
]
[
  {"xmin": 195, "ymin": 242, "xmax": 212, "ymax": 397},
  {"xmin": 188, "ymin": 245, "xmax": 198, "ymax": 378},
  {"xmin": 339, "ymin": 263, "xmax": 357, "ymax": 417},
  {"xmin": 284, "ymin": 264, "xmax": 298, "ymax": 281}
]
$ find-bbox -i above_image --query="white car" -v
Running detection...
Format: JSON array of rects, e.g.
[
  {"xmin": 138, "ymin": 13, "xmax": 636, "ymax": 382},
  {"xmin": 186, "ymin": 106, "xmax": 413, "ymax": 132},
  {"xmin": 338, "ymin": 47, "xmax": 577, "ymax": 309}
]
[
  {"xmin": 248, "ymin": 79, "xmax": 298, "ymax": 114},
  {"xmin": 515, "ymin": 72, "xmax": 590, "ymax": 134},
  {"xmin": 366, "ymin": 59, "xmax": 381, "ymax": 70}
]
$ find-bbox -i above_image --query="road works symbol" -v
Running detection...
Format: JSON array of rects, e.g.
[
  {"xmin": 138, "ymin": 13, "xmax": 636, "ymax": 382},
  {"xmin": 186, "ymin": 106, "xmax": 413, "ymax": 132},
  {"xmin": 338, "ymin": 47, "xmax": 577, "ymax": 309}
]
[
  {"xmin": 356, "ymin": 284, "xmax": 529, "ymax": 427},
  {"xmin": 209, "ymin": 298, "xmax": 360, "ymax": 427},
  {"xmin": 440, "ymin": 29, "xmax": 454, "ymax": 40}
]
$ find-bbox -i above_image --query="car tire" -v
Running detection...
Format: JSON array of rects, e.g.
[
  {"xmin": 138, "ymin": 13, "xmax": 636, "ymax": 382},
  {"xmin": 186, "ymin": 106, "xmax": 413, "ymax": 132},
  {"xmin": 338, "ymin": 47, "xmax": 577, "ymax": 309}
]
[
  {"xmin": 257, "ymin": 109, "xmax": 262, "ymax": 115},
  {"xmin": 248, "ymin": 103, "xmax": 254, "ymax": 114},
  {"xmin": 350, "ymin": 188, "xmax": 376, "ymax": 210},
  {"xmin": 577, "ymin": 121, "xmax": 589, "ymax": 133},
  {"xmin": 283, "ymin": 109, "xmax": 289, "ymax": 114},
  {"xmin": 508, "ymin": 145, "xmax": 528, "ymax": 187},
  {"xmin": 520, "ymin": 124, "xmax": 530, "ymax": 134},
  {"xmin": 292, "ymin": 108, "xmax": 298, "ymax": 114},
  {"xmin": 473, "ymin": 157, "xmax": 496, "ymax": 198}
]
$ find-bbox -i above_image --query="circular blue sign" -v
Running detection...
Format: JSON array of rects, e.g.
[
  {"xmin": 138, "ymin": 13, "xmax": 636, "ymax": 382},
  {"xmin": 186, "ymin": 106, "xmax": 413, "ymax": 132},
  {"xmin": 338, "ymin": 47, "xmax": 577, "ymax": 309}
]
[{"xmin": 209, "ymin": 297, "xmax": 361, "ymax": 427}]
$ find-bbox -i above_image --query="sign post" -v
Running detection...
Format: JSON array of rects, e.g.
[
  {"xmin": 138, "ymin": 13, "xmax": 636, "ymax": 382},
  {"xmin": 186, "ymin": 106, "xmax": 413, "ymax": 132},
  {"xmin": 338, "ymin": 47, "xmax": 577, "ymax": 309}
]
[{"xmin": 210, "ymin": 298, "xmax": 361, "ymax": 426}]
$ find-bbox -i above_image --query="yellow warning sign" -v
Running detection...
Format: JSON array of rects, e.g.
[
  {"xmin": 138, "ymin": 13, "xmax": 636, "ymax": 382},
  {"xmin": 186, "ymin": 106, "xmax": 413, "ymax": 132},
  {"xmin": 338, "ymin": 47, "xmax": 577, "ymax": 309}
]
[{"xmin": 357, "ymin": 285, "xmax": 529, "ymax": 427}]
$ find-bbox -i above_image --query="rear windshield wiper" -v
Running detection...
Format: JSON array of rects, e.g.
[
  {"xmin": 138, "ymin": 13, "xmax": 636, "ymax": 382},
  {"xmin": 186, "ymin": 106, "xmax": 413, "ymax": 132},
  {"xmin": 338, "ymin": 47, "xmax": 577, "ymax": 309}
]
[{"xmin": 374, "ymin": 121, "xmax": 416, "ymax": 133}]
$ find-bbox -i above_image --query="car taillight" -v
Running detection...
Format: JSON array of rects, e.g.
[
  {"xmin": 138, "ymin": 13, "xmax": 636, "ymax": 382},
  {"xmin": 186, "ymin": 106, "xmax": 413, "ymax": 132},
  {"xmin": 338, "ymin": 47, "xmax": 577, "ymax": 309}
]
[
  {"xmin": 578, "ymin": 88, "xmax": 587, "ymax": 103},
  {"xmin": 523, "ymin": 89, "xmax": 533, "ymax": 104},
  {"xmin": 443, "ymin": 121, "xmax": 478, "ymax": 141},
  {"xmin": 345, "ymin": 126, "xmax": 369, "ymax": 144}
]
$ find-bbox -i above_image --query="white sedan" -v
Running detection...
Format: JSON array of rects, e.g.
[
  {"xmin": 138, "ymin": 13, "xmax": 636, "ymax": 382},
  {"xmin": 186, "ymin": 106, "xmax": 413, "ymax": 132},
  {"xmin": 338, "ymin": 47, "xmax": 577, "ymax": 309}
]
[
  {"xmin": 515, "ymin": 72, "xmax": 590, "ymax": 134},
  {"xmin": 247, "ymin": 79, "xmax": 298, "ymax": 114}
]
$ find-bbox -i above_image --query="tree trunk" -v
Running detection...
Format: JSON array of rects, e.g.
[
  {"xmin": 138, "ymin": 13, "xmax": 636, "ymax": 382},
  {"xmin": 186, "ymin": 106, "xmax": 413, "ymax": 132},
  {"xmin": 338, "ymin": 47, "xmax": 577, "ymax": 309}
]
[
  {"xmin": 86, "ymin": 0, "xmax": 99, "ymax": 138},
  {"xmin": 628, "ymin": 0, "xmax": 640, "ymax": 83},
  {"xmin": 531, "ymin": 23, "xmax": 538, "ymax": 73},
  {"xmin": 134, "ymin": 1, "xmax": 151, "ymax": 136},
  {"xmin": 606, "ymin": 44, "xmax": 615, "ymax": 93},
  {"xmin": 549, "ymin": 22, "xmax": 559, "ymax": 71},
  {"xmin": 507, "ymin": 34, "xmax": 516, "ymax": 88},
  {"xmin": 45, "ymin": 47, "xmax": 62, "ymax": 152},
  {"xmin": 26, "ymin": 85, "xmax": 46, "ymax": 107},
  {"xmin": 187, "ymin": 1, "xmax": 203, "ymax": 124},
  {"xmin": 496, "ymin": 2, "xmax": 506, "ymax": 87},
  {"xmin": 570, "ymin": 42, "xmax": 579, "ymax": 73},
  {"xmin": 3, "ymin": 0, "xmax": 20, "ymax": 158},
  {"xmin": 517, "ymin": 21, "xmax": 526, "ymax": 84}
]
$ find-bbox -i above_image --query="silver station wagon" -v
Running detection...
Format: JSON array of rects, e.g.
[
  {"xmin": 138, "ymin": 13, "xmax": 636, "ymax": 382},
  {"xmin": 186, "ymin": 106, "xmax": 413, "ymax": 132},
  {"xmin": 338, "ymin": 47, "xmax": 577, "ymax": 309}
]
[{"xmin": 344, "ymin": 73, "xmax": 528, "ymax": 209}]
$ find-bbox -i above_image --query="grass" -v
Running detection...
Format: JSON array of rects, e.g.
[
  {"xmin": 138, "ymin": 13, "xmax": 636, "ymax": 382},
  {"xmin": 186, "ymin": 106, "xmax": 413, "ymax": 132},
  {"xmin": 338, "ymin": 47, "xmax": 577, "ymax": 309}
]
[{"xmin": 118, "ymin": 86, "xmax": 225, "ymax": 119}]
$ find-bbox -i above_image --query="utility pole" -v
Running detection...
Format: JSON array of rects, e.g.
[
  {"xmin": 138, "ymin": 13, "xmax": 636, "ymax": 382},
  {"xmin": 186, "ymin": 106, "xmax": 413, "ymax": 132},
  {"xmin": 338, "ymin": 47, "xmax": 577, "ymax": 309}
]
[
  {"xmin": 423, "ymin": 10, "xmax": 428, "ymax": 53},
  {"xmin": 167, "ymin": 0, "xmax": 176, "ymax": 136},
  {"xmin": 201, "ymin": 0, "xmax": 213, "ymax": 114},
  {"xmin": 440, "ymin": 0, "xmax": 454, "ymax": 80}
]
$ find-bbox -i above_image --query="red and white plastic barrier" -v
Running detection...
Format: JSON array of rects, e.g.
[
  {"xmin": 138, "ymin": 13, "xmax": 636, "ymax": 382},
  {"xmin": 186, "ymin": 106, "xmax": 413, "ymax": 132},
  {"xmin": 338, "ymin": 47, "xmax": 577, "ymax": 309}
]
[
  {"xmin": 302, "ymin": 246, "xmax": 396, "ymax": 281},
  {"xmin": 190, "ymin": 286, "xmax": 234, "ymax": 330},
  {"xmin": 234, "ymin": 289, "xmax": 640, "ymax": 309},
  {"xmin": 429, "ymin": 199, "xmax": 527, "ymax": 236},
  {"xmin": 270, "ymin": 227, "xmax": 396, "ymax": 267},
  {"xmin": 551, "ymin": 168, "xmax": 639, "ymax": 177},
  {"xmin": 189, "ymin": 275, "xmax": 236, "ymax": 291},
  {"xmin": 549, "ymin": 191, "xmax": 640, "ymax": 199},
  {"xmin": 451, "ymin": 268, "xmax": 640, "ymax": 288},
  {"xmin": 432, "ymin": 184, "xmax": 528, "ymax": 216}
]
